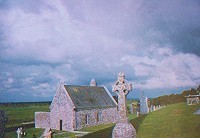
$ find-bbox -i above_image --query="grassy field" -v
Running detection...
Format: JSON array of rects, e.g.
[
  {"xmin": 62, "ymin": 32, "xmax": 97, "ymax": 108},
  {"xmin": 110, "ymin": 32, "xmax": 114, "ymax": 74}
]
[
  {"xmin": 1, "ymin": 103, "xmax": 50, "ymax": 127},
  {"xmin": 3, "ymin": 102, "xmax": 200, "ymax": 138}
]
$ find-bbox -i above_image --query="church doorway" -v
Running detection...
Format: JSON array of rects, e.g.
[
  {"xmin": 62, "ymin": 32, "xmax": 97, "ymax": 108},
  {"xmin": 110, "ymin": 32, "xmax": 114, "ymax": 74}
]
[{"xmin": 60, "ymin": 120, "xmax": 62, "ymax": 130}]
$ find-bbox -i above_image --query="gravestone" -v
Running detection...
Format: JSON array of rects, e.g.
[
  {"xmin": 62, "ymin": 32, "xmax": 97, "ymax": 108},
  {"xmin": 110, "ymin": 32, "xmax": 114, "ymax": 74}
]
[
  {"xmin": 149, "ymin": 105, "xmax": 153, "ymax": 112},
  {"xmin": 0, "ymin": 110, "xmax": 7, "ymax": 138},
  {"xmin": 153, "ymin": 105, "xmax": 156, "ymax": 111},
  {"xmin": 156, "ymin": 105, "xmax": 159, "ymax": 110},
  {"xmin": 140, "ymin": 92, "xmax": 149, "ymax": 114},
  {"xmin": 112, "ymin": 72, "xmax": 136, "ymax": 138},
  {"xmin": 137, "ymin": 111, "xmax": 139, "ymax": 117},
  {"xmin": 130, "ymin": 103, "xmax": 134, "ymax": 114}
]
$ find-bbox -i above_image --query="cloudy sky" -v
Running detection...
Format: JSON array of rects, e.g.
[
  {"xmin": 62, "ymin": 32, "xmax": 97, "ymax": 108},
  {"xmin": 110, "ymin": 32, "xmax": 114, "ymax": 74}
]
[{"xmin": 0, "ymin": 0, "xmax": 200, "ymax": 102}]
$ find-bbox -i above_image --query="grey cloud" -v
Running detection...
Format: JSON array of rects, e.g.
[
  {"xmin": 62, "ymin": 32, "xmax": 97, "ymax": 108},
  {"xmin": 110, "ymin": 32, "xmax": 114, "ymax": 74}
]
[
  {"xmin": 0, "ymin": 0, "xmax": 51, "ymax": 14},
  {"xmin": 0, "ymin": 0, "xmax": 200, "ymax": 101}
]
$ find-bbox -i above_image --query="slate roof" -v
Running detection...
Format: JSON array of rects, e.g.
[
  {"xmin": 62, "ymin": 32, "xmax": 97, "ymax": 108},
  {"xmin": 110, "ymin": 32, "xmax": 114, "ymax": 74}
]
[{"xmin": 64, "ymin": 85, "xmax": 116, "ymax": 110}]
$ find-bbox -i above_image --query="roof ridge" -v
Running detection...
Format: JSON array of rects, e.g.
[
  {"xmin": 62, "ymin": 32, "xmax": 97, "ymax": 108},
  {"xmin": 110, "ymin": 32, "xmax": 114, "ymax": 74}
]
[{"xmin": 64, "ymin": 85, "xmax": 104, "ymax": 88}]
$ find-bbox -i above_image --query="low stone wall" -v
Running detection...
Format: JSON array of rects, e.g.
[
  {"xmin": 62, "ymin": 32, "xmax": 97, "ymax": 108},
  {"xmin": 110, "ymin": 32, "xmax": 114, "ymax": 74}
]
[{"xmin": 35, "ymin": 112, "xmax": 50, "ymax": 128}]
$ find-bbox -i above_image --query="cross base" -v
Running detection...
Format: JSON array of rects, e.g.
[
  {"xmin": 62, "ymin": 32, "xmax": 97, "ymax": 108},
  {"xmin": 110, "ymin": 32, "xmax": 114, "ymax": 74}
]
[{"xmin": 112, "ymin": 122, "xmax": 136, "ymax": 138}]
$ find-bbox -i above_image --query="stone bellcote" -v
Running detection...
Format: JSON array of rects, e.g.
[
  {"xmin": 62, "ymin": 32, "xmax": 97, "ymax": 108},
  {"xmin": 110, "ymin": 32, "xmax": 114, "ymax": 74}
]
[{"xmin": 90, "ymin": 79, "xmax": 97, "ymax": 86}]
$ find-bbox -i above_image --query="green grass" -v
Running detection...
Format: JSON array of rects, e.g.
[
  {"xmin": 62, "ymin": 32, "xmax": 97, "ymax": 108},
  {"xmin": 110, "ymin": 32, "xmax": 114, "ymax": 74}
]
[
  {"xmin": 3, "ymin": 102, "xmax": 200, "ymax": 138},
  {"xmin": 48, "ymin": 130, "xmax": 76, "ymax": 138},
  {"xmin": 1, "ymin": 104, "xmax": 49, "ymax": 127},
  {"xmin": 5, "ymin": 128, "xmax": 44, "ymax": 138},
  {"xmin": 82, "ymin": 103, "xmax": 200, "ymax": 138},
  {"xmin": 2, "ymin": 103, "xmax": 75, "ymax": 137},
  {"xmin": 5, "ymin": 128, "xmax": 76, "ymax": 138},
  {"xmin": 131, "ymin": 103, "xmax": 200, "ymax": 138},
  {"xmin": 82, "ymin": 126, "xmax": 114, "ymax": 138},
  {"xmin": 81, "ymin": 123, "xmax": 115, "ymax": 132},
  {"xmin": 128, "ymin": 112, "xmax": 137, "ymax": 120},
  {"xmin": 80, "ymin": 113, "xmax": 137, "ymax": 138},
  {"xmin": 53, "ymin": 132, "xmax": 75, "ymax": 138}
]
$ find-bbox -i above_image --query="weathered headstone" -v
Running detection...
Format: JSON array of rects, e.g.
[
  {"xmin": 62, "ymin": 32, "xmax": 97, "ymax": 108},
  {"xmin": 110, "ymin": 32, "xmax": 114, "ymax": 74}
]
[
  {"xmin": 153, "ymin": 105, "xmax": 156, "ymax": 111},
  {"xmin": 0, "ymin": 110, "xmax": 7, "ymax": 138},
  {"xmin": 130, "ymin": 103, "xmax": 134, "ymax": 114},
  {"xmin": 137, "ymin": 111, "xmax": 139, "ymax": 117},
  {"xmin": 140, "ymin": 92, "xmax": 149, "ymax": 114},
  {"xmin": 150, "ymin": 105, "xmax": 153, "ymax": 112},
  {"xmin": 156, "ymin": 105, "xmax": 159, "ymax": 110},
  {"xmin": 112, "ymin": 72, "xmax": 136, "ymax": 138}
]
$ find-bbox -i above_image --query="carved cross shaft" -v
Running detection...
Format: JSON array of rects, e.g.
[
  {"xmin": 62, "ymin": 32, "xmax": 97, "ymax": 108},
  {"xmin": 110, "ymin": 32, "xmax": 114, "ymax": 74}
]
[{"xmin": 112, "ymin": 72, "xmax": 132, "ymax": 123}]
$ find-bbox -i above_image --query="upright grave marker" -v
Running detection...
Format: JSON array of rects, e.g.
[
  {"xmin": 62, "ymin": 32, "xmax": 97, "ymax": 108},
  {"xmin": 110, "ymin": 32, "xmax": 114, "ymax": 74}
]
[
  {"xmin": 153, "ymin": 105, "xmax": 156, "ymax": 111},
  {"xmin": 140, "ymin": 92, "xmax": 149, "ymax": 115},
  {"xmin": 112, "ymin": 72, "xmax": 136, "ymax": 138},
  {"xmin": 130, "ymin": 103, "xmax": 134, "ymax": 114}
]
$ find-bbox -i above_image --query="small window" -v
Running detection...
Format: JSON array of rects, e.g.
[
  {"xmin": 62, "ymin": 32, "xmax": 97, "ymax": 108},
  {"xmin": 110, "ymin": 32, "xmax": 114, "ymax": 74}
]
[
  {"xmin": 96, "ymin": 113, "xmax": 99, "ymax": 123},
  {"xmin": 97, "ymin": 112, "xmax": 102, "ymax": 123},
  {"xmin": 85, "ymin": 115, "xmax": 89, "ymax": 124}
]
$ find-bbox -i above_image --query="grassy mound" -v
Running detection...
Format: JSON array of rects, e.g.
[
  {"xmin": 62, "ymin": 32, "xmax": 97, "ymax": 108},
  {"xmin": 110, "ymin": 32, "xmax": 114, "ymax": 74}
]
[{"xmin": 132, "ymin": 103, "xmax": 200, "ymax": 138}]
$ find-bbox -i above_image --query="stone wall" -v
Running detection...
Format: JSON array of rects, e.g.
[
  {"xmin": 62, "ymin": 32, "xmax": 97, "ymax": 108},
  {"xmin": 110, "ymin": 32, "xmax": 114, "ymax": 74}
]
[
  {"xmin": 50, "ymin": 104, "xmax": 74, "ymax": 131},
  {"xmin": 50, "ymin": 85, "xmax": 75, "ymax": 131},
  {"xmin": 75, "ymin": 107, "xmax": 117, "ymax": 130},
  {"xmin": 35, "ymin": 112, "xmax": 50, "ymax": 128}
]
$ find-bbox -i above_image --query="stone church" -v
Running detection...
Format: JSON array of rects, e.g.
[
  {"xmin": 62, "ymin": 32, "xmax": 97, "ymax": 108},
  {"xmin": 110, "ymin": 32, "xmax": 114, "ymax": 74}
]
[{"xmin": 35, "ymin": 79, "xmax": 118, "ymax": 131}]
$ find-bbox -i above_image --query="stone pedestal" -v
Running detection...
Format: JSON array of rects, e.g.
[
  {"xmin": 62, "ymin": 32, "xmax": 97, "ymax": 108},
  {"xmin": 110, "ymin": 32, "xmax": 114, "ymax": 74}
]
[{"xmin": 112, "ymin": 122, "xmax": 136, "ymax": 138}]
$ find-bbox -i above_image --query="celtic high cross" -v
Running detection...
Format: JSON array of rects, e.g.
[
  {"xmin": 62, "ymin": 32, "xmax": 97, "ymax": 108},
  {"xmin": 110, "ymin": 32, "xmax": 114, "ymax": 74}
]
[{"xmin": 112, "ymin": 72, "xmax": 132, "ymax": 123}]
